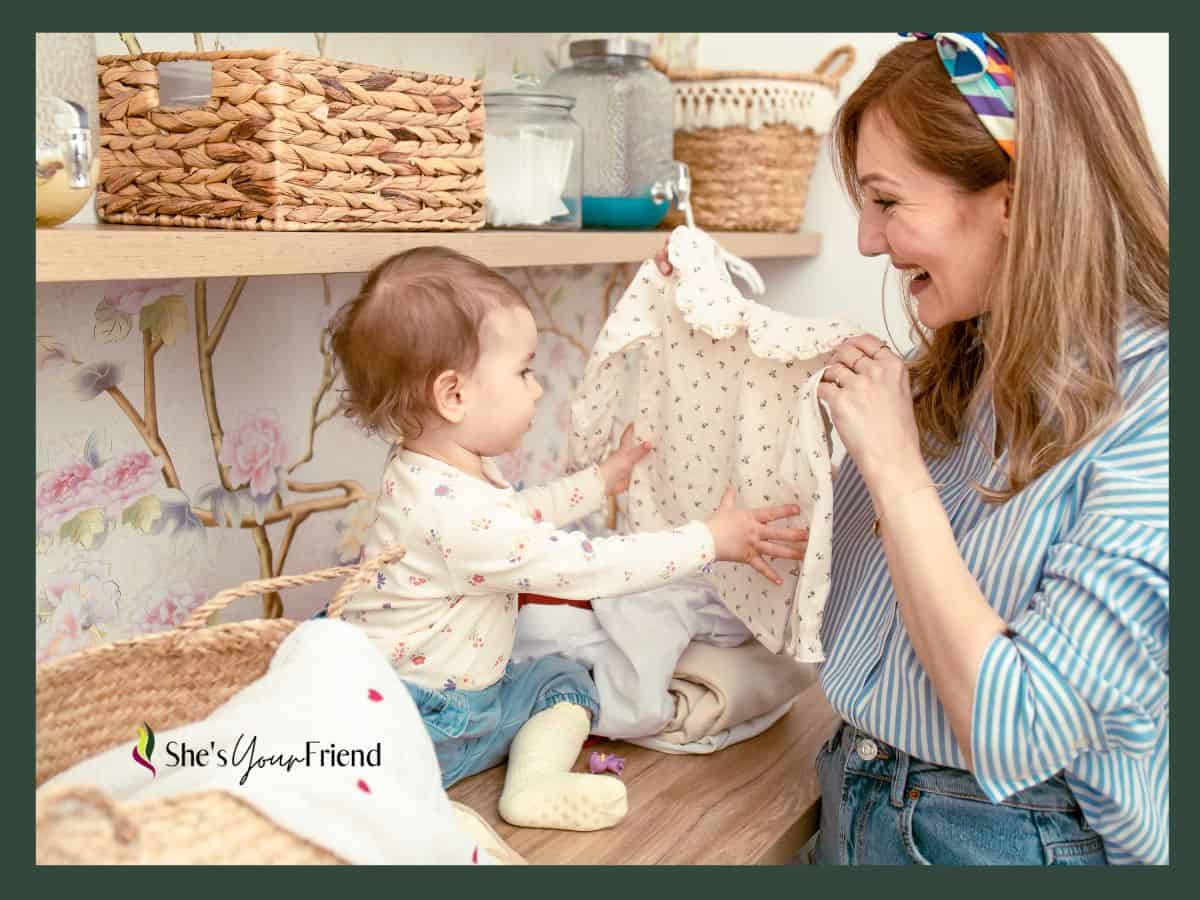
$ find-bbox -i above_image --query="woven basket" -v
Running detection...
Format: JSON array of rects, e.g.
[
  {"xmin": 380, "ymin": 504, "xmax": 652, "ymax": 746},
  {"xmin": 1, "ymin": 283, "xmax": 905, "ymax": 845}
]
[
  {"xmin": 35, "ymin": 547, "xmax": 525, "ymax": 865},
  {"xmin": 95, "ymin": 49, "xmax": 485, "ymax": 231},
  {"xmin": 664, "ymin": 46, "xmax": 856, "ymax": 232}
]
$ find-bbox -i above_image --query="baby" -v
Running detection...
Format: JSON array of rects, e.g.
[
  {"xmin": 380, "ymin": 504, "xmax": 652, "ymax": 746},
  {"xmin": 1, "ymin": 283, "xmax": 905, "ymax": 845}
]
[{"xmin": 328, "ymin": 246, "xmax": 807, "ymax": 832}]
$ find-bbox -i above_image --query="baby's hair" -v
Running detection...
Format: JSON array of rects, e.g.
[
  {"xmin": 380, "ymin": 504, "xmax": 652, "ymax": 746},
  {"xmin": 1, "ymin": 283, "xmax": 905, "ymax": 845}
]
[{"xmin": 328, "ymin": 246, "xmax": 529, "ymax": 440}]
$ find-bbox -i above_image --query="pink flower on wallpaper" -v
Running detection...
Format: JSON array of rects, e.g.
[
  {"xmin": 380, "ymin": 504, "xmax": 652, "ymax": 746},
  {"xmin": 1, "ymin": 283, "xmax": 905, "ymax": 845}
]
[
  {"xmin": 36, "ymin": 462, "xmax": 105, "ymax": 533},
  {"xmin": 36, "ymin": 612, "xmax": 91, "ymax": 664},
  {"xmin": 36, "ymin": 565, "xmax": 122, "ymax": 664},
  {"xmin": 218, "ymin": 410, "xmax": 289, "ymax": 498},
  {"xmin": 100, "ymin": 279, "xmax": 185, "ymax": 315},
  {"xmin": 93, "ymin": 450, "xmax": 161, "ymax": 517},
  {"xmin": 135, "ymin": 582, "xmax": 207, "ymax": 633}
]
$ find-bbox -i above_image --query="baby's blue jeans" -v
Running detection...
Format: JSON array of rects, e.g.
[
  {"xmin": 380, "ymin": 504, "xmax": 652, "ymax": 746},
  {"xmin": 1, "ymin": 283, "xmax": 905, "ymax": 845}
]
[{"xmin": 403, "ymin": 654, "xmax": 600, "ymax": 789}]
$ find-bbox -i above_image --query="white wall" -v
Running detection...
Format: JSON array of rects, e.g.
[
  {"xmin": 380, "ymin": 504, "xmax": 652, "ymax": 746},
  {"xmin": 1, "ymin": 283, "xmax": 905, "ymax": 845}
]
[{"xmin": 701, "ymin": 33, "xmax": 1170, "ymax": 353}]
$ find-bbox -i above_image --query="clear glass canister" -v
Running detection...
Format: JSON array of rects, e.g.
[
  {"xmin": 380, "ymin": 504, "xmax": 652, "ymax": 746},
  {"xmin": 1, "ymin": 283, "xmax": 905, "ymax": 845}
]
[
  {"xmin": 483, "ymin": 92, "xmax": 582, "ymax": 230},
  {"xmin": 36, "ymin": 33, "xmax": 100, "ymax": 227},
  {"xmin": 545, "ymin": 38, "xmax": 675, "ymax": 204}
]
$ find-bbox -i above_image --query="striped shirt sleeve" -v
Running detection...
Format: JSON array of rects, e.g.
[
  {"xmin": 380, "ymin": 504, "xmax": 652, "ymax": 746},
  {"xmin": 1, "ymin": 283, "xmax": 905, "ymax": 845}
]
[{"xmin": 971, "ymin": 369, "xmax": 1169, "ymax": 803}]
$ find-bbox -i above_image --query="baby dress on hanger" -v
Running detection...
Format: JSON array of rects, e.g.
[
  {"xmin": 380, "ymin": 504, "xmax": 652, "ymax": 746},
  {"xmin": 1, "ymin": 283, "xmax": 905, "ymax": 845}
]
[{"xmin": 569, "ymin": 226, "xmax": 861, "ymax": 662}]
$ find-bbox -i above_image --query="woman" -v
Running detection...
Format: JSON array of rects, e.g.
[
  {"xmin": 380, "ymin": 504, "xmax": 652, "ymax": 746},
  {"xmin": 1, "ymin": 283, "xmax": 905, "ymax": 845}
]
[{"xmin": 658, "ymin": 33, "xmax": 1168, "ymax": 865}]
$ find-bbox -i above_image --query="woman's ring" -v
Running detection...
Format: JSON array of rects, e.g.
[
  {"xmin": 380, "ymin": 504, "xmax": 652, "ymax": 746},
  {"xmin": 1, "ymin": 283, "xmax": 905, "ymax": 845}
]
[{"xmin": 872, "ymin": 343, "xmax": 891, "ymax": 359}]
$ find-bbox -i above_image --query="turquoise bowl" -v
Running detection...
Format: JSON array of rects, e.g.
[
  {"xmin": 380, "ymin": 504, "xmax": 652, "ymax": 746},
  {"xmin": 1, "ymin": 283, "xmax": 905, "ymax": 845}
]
[{"xmin": 581, "ymin": 194, "xmax": 671, "ymax": 229}]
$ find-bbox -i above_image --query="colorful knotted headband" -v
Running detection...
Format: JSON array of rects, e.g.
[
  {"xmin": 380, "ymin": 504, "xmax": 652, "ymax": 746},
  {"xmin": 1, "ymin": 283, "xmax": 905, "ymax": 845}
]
[{"xmin": 900, "ymin": 32, "xmax": 1016, "ymax": 159}]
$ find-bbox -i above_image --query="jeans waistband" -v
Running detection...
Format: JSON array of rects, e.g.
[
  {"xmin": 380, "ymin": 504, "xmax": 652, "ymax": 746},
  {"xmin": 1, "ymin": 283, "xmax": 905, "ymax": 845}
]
[{"xmin": 829, "ymin": 722, "xmax": 1080, "ymax": 813}]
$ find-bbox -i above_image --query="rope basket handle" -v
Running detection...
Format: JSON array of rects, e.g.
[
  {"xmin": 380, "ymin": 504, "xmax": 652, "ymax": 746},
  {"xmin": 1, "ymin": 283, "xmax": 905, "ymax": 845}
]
[
  {"xmin": 813, "ymin": 44, "xmax": 857, "ymax": 89},
  {"xmin": 175, "ymin": 544, "xmax": 407, "ymax": 635},
  {"xmin": 36, "ymin": 785, "xmax": 139, "ymax": 846}
]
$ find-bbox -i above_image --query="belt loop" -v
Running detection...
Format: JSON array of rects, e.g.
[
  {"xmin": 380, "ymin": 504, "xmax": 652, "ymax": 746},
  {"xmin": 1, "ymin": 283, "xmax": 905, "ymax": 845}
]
[{"xmin": 889, "ymin": 741, "xmax": 911, "ymax": 809}]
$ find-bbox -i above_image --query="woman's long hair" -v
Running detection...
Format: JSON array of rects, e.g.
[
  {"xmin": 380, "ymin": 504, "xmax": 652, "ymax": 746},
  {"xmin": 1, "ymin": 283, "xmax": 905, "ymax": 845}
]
[{"xmin": 832, "ymin": 33, "xmax": 1168, "ymax": 500}]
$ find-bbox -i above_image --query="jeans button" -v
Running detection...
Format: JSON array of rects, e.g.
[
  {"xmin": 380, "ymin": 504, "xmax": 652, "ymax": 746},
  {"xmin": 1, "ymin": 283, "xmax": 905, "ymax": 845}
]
[{"xmin": 857, "ymin": 738, "xmax": 879, "ymax": 761}]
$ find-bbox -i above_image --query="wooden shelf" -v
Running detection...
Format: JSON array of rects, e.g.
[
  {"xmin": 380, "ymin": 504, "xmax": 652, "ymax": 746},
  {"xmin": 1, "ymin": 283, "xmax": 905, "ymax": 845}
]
[{"xmin": 35, "ymin": 224, "xmax": 821, "ymax": 283}]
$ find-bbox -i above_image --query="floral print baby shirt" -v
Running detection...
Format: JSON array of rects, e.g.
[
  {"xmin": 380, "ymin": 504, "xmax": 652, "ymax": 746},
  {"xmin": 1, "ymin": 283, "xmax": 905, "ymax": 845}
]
[
  {"xmin": 569, "ymin": 227, "xmax": 861, "ymax": 662},
  {"xmin": 339, "ymin": 449, "xmax": 716, "ymax": 691}
]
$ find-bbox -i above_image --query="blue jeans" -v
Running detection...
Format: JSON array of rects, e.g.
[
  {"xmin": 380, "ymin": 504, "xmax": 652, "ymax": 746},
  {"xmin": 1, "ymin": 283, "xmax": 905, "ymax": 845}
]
[
  {"xmin": 812, "ymin": 722, "xmax": 1108, "ymax": 865},
  {"xmin": 404, "ymin": 654, "xmax": 600, "ymax": 789}
]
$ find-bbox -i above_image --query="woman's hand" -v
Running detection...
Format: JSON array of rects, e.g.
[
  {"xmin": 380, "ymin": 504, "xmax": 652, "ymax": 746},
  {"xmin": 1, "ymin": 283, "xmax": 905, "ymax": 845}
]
[
  {"xmin": 705, "ymin": 488, "xmax": 808, "ymax": 585},
  {"xmin": 654, "ymin": 242, "xmax": 673, "ymax": 276},
  {"xmin": 817, "ymin": 335, "xmax": 929, "ymax": 497},
  {"xmin": 597, "ymin": 423, "xmax": 653, "ymax": 496}
]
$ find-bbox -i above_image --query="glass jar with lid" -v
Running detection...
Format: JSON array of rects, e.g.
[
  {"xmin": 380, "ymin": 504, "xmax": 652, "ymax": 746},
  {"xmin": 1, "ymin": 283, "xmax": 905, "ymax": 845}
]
[
  {"xmin": 545, "ymin": 38, "xmax": 675, "ymax": 227},
  {"xmin": 483, "ymin": 91, "xmax": 583, "ymax": 230},
  {"xmin": 36, "ymin": 33, "xmax": 99, "ymax": 227}
]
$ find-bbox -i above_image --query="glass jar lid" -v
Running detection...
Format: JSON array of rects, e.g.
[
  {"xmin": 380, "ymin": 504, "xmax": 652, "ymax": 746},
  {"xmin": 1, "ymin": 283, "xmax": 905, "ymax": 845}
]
[
  {"xmin": 484, "ymin": 91, "xmax": 576, "ymax": 111},
  {"xmin": 568, "ymin": 38, "xmax": 653, "ymax": 60}
]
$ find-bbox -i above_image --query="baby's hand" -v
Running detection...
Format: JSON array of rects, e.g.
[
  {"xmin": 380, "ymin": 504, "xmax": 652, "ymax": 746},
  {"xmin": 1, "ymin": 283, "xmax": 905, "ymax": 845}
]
[
  {"xmin": 597, "ymin": 424, "xmax": 652, "ymax": 496},
  {"xmin": 705, "ymin": 487, "xmax": 808, "ymax": 585}
]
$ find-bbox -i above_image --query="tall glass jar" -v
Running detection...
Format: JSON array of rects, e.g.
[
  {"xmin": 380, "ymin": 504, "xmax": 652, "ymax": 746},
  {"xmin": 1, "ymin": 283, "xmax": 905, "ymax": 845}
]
[
  {"xmin": 545, "ymin": 38, "xmax": 675, "ymax": 212},
  {"xmin": 36, "ymin": 33, "xmax": 100, "ymax": 227},
  {"xmin": 483, "ymin": 92, "xmax": 582, "ymax": 230}
]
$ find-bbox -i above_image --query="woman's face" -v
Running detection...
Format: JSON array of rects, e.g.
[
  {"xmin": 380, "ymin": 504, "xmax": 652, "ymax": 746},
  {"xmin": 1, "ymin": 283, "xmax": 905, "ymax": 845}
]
[{"xmin": 855, "ymin": 108, "xmax": 1010, "ymax": 329}]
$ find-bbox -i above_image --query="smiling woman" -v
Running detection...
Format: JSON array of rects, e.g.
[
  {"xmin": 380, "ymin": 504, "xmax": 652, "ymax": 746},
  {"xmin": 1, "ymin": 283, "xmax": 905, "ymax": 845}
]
[
  {"xmin": 801, "ymin": 32, "xmax": 1169, "ymax": 865},
  {"xmin": 851, "ymin": 117, "xmax": 1011, "ymax": 330}
]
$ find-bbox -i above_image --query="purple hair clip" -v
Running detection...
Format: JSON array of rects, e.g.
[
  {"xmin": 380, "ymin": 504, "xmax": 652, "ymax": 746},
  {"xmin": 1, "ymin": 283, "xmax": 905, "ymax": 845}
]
[{"xmin": 588, "ymin": 751, "xmax": 626, "ymax": 776}]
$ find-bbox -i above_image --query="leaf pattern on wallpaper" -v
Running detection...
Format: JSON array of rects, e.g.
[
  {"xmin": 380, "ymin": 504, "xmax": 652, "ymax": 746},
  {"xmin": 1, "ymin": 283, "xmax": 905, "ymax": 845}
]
[
  {"xmin": 93, "ymin": 301, "xmax": 132, "ymax": 343},
  {"xmin": 121, "ymin": 495, "xmax": 162, "ymax": 533},
  {"xmin": 58, "ymin": 508, "xmax": 106, "ymax": 550},
  {"xmin": 138, "ymin": 294, "xmax": 188, "ymax": 345}
]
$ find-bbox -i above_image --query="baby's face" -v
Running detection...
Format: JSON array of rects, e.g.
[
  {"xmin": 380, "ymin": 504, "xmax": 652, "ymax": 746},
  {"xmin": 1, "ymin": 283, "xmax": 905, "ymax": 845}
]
[{"xmin": 459, "ymin": 305, "xmax": 543, "ymax": 457}]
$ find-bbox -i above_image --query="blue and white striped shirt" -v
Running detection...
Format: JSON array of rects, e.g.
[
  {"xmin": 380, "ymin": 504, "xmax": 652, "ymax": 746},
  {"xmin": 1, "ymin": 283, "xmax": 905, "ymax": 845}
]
[{"xmin": 818, "ymin": 314, "xmax": 1168, "ymax": 864}]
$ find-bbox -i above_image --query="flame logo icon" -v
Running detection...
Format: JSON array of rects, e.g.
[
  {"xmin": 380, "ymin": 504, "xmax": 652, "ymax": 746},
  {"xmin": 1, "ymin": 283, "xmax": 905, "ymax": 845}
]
[{"xmin": 132, "ymin": 722, "xmax": 156, "ymax": 776}]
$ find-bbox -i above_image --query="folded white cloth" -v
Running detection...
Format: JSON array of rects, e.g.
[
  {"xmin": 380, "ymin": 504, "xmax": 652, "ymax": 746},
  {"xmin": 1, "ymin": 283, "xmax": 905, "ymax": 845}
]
[
  {"xmin": 626, "ymin": 699, "xmax": 797, "ymax": 755},
  {"xmin": 42, "ymin": 619, "xmax": 494, "ymax": 865},
  {"xmin": 512, "ymin": 576, "xmax": 750, "ymax": 739}
]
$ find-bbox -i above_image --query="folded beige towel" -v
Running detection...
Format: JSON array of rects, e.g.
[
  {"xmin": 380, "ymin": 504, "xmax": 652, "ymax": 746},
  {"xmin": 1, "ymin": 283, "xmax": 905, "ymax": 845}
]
[{"xmin": 659, "ymin": 640, "xmax": 819, "ymax": 745}]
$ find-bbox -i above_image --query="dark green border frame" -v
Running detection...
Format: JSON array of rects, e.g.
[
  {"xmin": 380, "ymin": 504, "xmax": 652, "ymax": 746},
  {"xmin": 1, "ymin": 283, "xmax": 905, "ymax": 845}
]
[{"xmin": 11, "ymin": 6, "xmax": 1185, "ymax": 891}]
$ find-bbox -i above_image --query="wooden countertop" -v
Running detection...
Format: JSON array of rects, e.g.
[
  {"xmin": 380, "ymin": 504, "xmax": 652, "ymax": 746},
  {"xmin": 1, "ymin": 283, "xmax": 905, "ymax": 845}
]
[{"xmin": 447, "ymin": 684, "xmax": 840, "ymax": 865}]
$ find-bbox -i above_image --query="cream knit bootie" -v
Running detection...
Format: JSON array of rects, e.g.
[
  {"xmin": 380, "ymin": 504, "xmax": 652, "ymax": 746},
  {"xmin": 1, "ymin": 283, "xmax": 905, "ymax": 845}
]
[{"xmin": 498, "ymin": 702, "xmax": 627, "ymax": 831}]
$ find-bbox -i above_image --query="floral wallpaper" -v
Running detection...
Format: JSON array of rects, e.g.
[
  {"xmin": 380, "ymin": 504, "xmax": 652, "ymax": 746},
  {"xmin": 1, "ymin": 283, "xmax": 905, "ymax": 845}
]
[{"xmin": 35, "ymin": 264, "xmax": 637, "ymax": 665}]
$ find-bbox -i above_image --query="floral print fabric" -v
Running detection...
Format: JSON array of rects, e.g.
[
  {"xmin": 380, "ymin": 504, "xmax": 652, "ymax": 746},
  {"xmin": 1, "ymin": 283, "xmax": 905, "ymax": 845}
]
[{"xmin": 569, "ymin": 227, "xmax": 861, "ymax": 661}]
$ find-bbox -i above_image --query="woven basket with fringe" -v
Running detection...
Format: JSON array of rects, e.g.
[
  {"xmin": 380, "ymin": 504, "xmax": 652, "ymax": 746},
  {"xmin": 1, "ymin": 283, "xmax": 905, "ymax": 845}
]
[
  {"xmin": 35, "ymin": 547, "xmax": 525, "ymax": 865},
  {"xmin": 663, "ymin": 46, "xmax": 856, "ymax": 232},
  {"xmin": 95, "ymin": 49, "xmax": 485, "ymax": 231}
]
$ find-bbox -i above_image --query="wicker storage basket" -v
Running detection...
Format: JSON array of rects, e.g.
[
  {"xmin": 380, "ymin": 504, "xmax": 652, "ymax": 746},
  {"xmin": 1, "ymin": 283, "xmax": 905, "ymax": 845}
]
[
  {"xmin": 35, "ymin": 549, "xmax": 525, "ymax": 865},
  {"xmin": 664, "ymin": 45, "xmax": 855, "ymax": 232},
  {"xmin": 95, "ymin": 49, "xmax": 485, "ymax": 231}
]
